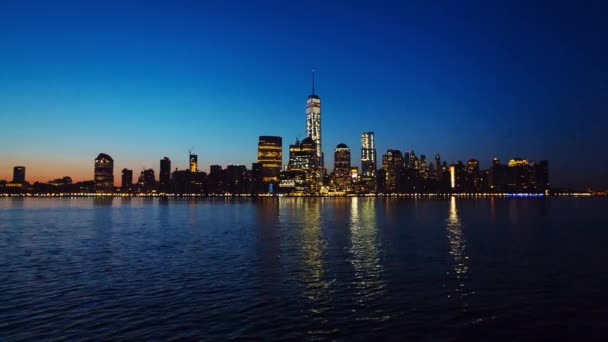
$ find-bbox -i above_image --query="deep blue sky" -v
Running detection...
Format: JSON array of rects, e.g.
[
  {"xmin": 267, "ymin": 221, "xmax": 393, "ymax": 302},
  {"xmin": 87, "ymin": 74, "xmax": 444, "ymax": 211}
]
[{"xmin": 0, "ymin": 0, "xmax": 606, "ymax": 188}]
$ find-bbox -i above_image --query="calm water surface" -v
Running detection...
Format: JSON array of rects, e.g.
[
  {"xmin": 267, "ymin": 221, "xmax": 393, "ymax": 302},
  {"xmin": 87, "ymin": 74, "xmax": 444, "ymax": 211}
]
[{"xmin": 1, "ymin": 197, "xmax": 607, "ymax": 340}]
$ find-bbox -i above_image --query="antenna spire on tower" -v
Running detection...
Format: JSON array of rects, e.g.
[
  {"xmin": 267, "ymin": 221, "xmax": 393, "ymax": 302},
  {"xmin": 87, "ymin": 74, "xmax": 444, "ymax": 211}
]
[{"xmin": 312, "ymin": 69, "xmax": 315, "ymax": 95}]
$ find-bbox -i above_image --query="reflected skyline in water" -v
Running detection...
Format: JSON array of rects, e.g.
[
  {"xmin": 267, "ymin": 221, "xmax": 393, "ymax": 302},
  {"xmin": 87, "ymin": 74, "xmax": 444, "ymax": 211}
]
[
  {"xmin": 1, "ymin": 197, "xmax": 608, "ymax": 340},
  {"xmin": 295, "ymin": 199, "xmax": 331, "ymax": 319},
  {"xmin": 349, "ymin": 197, "xmax": 388, "ymax": 323}
]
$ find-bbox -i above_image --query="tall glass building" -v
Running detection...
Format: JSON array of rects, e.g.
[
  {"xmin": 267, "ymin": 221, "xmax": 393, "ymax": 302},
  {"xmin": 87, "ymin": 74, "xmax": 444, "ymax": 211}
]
[
  {"xmin": 306, "ymin": 71, "xmax": 322, "ymax": 167},
  {"xmin": 361, "ymin": 132, "xmax": 377, "ymax": 192}
]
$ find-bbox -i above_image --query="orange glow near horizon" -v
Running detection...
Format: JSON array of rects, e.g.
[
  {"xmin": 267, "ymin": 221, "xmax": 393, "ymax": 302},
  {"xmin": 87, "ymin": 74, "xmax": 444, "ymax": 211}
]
[{"xmin": 1, "ymin": 158, "xmax": 145, "ymax": 186}]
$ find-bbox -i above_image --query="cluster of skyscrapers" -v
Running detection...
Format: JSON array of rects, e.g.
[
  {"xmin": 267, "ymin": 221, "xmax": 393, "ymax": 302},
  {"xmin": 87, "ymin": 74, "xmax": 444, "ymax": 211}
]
[{"xmin": 0, "ymin": 75, "xmax": 550, "ymax": 195}]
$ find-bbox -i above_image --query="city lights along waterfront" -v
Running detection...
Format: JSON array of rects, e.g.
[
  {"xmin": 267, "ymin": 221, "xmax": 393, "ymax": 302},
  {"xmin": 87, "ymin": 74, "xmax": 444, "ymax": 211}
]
[
  {"xmin": 0, "ymin": 74, "xmax": 581, "ymax": 197},
  {"xmin": 2, "ymin": 2, "xmax": 608, "ymax": 340}
]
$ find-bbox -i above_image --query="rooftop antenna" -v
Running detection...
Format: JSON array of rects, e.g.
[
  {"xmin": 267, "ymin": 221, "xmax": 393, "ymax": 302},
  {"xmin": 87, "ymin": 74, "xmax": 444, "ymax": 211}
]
[{"xmin": 312, "ymin": 69, "xmax": 315, "ymax": 95}]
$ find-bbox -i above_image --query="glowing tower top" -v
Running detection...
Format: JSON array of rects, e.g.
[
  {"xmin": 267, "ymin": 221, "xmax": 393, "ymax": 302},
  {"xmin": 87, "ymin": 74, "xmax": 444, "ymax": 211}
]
[{"xmin": 306, "ymin": 70, "xmax": 322, "ymax": 167}]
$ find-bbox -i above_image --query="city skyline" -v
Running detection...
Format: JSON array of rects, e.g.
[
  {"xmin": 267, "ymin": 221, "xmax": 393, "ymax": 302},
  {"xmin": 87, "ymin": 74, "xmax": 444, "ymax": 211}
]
[{"xmin": 1, "ymin": 2, "xmax": 607, "ymax": 188}]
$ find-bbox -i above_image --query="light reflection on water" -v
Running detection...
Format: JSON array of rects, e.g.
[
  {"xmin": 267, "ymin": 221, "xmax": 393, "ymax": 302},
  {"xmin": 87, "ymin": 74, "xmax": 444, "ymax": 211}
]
[
  {"xmin": 1, "ymin": 197, "xmax": 608, "ymax": 340},
  {"xmin": 446, "ymin": 196, "xmax": 472, "ymax": 309},
  {"xmin": 349, "ymin": 197, "xmax": 386, "ymax": 321},
  {"xmin": 298, "ymin": 199, "xmax": 329, "ymax": 308}
]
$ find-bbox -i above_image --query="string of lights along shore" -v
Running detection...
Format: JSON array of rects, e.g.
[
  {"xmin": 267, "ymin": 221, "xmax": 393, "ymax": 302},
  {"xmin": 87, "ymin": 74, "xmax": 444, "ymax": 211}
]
[{"xmin": 1, "ymin": 72, "xmax": 551, "ymax": 196}]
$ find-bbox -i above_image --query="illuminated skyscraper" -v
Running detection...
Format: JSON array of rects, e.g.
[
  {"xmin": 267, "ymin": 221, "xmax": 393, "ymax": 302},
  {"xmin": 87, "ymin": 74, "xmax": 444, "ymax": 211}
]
[
  {"xmin": 361, "ymin": 132, "xmax": 376, "ymax": 176},
  {"xmin": 257, "ymin": 136, "xmax": 282, "ymax": 185},
  {"xmin": 420, "ymin": 154, "xmax": 428, "ymax": 178},
  {"xmin": 361, "ymin": 132, "xmax": 377, "ymax": 192},
  {"xmin": 189, "ymin": 154, "xmax": 198, "ymax": 172},
  {"xmin": 13, "ymin": 166, "xmax": 25, "ymax": 183},
  {"xmin": 382, "ymin": 149, "xmax": 403, "ymax": 193},
  {"xmin": 306, "ymin": 71, "xmax": 322, "ymax": 166},
  {"xmin": 94, "ymin": 153, "xmax": 114, "ymax": 193},
  {"xmin": 288, "ymin": 137, "xmax": 320, "ymax": 193},
  {"xmin": 159, "ymin": 157, "xmax": 171, "ymax": 193}
]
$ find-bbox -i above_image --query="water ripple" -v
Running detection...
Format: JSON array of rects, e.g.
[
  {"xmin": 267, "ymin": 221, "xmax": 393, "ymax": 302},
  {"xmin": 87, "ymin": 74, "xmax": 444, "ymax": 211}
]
[{"xmin": 1, "ymin": 197, "xmax": 607, "ymax": 340}]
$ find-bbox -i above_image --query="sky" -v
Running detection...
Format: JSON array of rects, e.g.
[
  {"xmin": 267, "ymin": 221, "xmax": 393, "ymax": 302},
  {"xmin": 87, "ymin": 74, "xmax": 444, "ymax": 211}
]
[{"xmin": 0, "ymin": 0, "xmax": 607, "ymax": 189}]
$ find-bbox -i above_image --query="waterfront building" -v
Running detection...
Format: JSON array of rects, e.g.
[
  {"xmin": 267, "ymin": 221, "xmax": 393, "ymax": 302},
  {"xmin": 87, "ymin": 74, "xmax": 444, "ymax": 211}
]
[
  {"xmin": 138, "ymin": 169, "xmax": 156, "ymax": 193},
  {"xmin": 361, "ymin": 132, "xmax": 377, "ymax": 192},
  {"xmin": 250, "ymin": 162, "xmax": 265, "ymax": 194},
  {"xmin": 382, "ymin": 149, "xmax": 403, "ymax": 193},
  {"xmin": 121, "ymin": 168, "xmax": 133, "ymax": 192},
  {"xmin": 13, "ymin": 166, "xmax": 25, "ymax": 184},
  {"xmin": 506, "ymin": 158, "xmax": 535, "ymax": 192},
  {"xmin": 94, "ymin": 153, "xmax": 114, "ymax": 193},
  {"xmin": 257, "ymin": 136, "xmax": 282, "ymax": 187},
  {"xmin": 306, "ymin": 71, "xmax": 323, "ymax": 167},
  {"xmin": 467, "ymin": 159, "xmax": 481, "ymax": 192},
  {"xmin": 287, "ymin": 137, "xmax": 320, "ymax": 193},
  {"xmin": 434, "ymin": 154, "xmax": 441, "ymax": 177},
  {"xmin": 207, "ymin": 165, "xmax": 226, "ymax": 194},
  {"xmin": 333, "ymin": 143, "xmax": 351, "ymax": 191},
  {"xmin": 159, "ymin": 157, "xmax": 171, "ymax": 193},
  {"xmin": 225, "ymin": 165, "xmax": 248, "ymax": 194}
]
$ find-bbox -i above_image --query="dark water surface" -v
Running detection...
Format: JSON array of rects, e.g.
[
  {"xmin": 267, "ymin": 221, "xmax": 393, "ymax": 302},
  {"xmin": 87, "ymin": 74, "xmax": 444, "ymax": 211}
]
[{"xmin": 1, "ymin": 197, "xmax": 607, "ymax": 340}]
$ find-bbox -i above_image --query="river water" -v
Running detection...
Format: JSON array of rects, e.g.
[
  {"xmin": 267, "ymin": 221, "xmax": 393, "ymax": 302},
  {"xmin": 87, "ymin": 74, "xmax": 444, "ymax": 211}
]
[{"xmin": 1, "ymin": 197, "xmax": 606, "ymax": 340}]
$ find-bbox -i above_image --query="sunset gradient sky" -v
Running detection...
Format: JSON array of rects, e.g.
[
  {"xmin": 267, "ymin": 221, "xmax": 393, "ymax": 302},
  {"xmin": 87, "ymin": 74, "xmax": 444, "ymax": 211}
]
[{"xmin": 1, "ymin": 1, "xmax": 607, "ymax": 189}]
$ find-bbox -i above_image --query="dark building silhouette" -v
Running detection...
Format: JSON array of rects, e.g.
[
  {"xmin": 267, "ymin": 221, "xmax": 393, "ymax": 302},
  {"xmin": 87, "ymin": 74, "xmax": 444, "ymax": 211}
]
[
  {"xmin": 121, "ymin": 168, "xmax": 133, "ymax": 192},
  {"xmin": 138, "ymin": 169, "xmax": 156, "ymax": 193},
  {"xmin": 159, "ymin": 157, "xmax": 171, "ymax": 193},
  {"xmin": 48, "ymin": 176, "xmax": 72, "ymax": 187},
  {"xmin": 333, "ymin": 143, "xmax": 351, "ymax": 191},
  {"xmin": 454, "ymin": 161, "xmax": 466, "ymax": 192},
  {"xmin": 94, "ymin": 153, "xmax": 114, "ymax": 193},
  {"xmin": 376, "ymin": 168, "xmax": 387, "ymax": 193},
  {"xmin": 488, "ymin": 157, "xmax": 507, "ymax": 192},
  {"xmin": 207, "ymin": 165, "xmax": 225, "ymax": 194},
  {"xmin": 171, "ymin": 169, "xmax": 189, "ymax": 194},
  {"xmin": 225, "ymin": 165, "xmax": 248, "ymax": 194},
  {"xmin": 189, "ymin": 170, "xmax": 206, "ymax": 194},
  {"xmin": 506, "ymin": 158, "xmax": 535, "ymax": 192},
  {"xmin": 13, "ymin": 166, "xmax": 25, "ymax": 183},
  {"xmin": 257, "ymin": 136, "xmax": 282, "ymax": 190},
  {"xmin": 535, "ymin": 160, "xmax": 550, "ymax": 192},
  {"xmin": 250, "ymin": 162, "xmax": 264, "ymax": 194},
  {"xmin": 467, "ymin": 159, "xmax": 481, "ymax": 192},
  {"xmin": 434, "ymin": 154, "xmax": 441, "ymax": 178}
]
